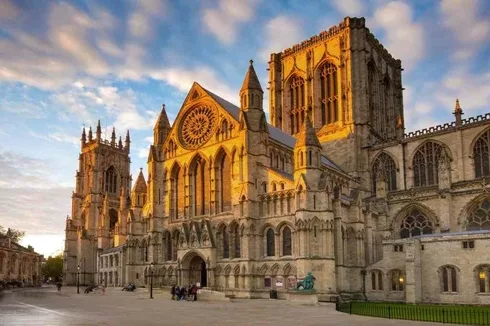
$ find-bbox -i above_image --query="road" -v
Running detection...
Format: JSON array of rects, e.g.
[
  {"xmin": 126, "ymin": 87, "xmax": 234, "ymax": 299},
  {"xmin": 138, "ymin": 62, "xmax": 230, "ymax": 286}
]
[{"xmin": 0, "ymin": 286, "xmax": 448, "ymax": 326}]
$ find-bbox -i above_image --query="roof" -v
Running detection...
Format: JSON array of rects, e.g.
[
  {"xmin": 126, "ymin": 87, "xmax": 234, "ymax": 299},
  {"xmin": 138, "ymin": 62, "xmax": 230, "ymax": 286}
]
[
  {"xmin": 133, "ymin": 168, "xmax": 147, "ymax": 193},
  {"xmin": 295, "ymin": 118, "xmax": 321, "ymax": 148},
  {"xmin": 201, "ymin": 86, "xmax": 345, "ymax": 175},
  {"xmin": 154, "ymin": 104, "xmax": 171, "ymax": 130},
  {"xmin": 413, "ymin": 230, "xmax": 490, "ymax": 239},
  {"xmin": 100, "ymin": 245, "xmax": 125, "ymax": 255},
  {"xmin": 240, "ymin": 60, "xmax": 263, "ymax": 93}
]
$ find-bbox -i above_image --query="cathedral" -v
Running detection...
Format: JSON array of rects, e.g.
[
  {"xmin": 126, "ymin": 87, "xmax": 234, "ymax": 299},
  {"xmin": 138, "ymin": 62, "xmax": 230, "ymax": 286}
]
[{"xmin": 64, "ymin": 17, "xmax": 490, "ymax": 304}]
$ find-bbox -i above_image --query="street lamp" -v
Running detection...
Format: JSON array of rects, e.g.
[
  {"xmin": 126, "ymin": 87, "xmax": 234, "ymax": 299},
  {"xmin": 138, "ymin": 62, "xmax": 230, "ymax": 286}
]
[
  {"xmin": 150, "ymin": 262, "xmax": 154, "ymax": 299},
  {"xmin": 77, "ymin": 264, "xmax": 80, "ymax": 294}
]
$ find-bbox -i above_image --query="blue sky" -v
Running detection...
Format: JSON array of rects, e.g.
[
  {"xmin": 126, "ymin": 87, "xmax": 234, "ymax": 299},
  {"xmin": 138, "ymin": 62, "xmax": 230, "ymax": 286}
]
[{"xmin": 0, "ymin": 0, "xmax": 489, "ymax": 256}]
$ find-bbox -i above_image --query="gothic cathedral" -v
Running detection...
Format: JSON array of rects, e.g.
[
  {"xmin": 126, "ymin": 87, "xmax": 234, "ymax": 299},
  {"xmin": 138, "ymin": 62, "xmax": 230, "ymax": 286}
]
[{"xmin": 64, "ymin": 17, "xmax": 490, "ymax": 304}]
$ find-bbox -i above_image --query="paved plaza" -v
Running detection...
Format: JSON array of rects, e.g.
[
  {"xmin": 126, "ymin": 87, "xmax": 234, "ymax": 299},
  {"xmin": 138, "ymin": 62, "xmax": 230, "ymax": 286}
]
[{"xmin": 0, "ymin": 286, "xmax": 448, "ymax": 326}]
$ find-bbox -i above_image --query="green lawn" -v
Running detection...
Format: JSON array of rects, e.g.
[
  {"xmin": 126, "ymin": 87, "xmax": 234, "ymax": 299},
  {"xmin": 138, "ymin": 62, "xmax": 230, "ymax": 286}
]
[{"xmin": 338, "ymin": 301, "xmax": 490, "ymax": 325}]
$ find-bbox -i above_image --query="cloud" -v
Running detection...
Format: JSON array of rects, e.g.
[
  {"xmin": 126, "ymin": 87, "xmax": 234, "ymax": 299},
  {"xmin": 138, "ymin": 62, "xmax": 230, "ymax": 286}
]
[
  {"xmin": 372, "ymin": 1, "xmax": 424, "ymax": 71},
  {"xmin": 150, "ymin": 66, "xmax": 237, "ymax": 104},
  {"xmin": 0, "ymin": 0, "xmax": 20, "ymax": 20},
  {"xmin": 202, "ymin": 0, "xmax": 259, "ymax": 45},
  {"xmin": 330, "ymin": 0, "xmax": 364, "ymax": 16},
  {"xmin": 440, "ymin": 0, "xmax": 490, "ymax": 60},
  {"xmin": 259, "ymin": 15, "xmax": 305, "ymax": 61},
  {"xmin": 128, "ymin": 0, "xmax": 167, "ymax": 40}
]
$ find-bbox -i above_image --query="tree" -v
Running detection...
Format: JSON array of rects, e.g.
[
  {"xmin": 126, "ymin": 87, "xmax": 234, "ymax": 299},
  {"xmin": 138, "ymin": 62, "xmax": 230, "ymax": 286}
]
[
  {"xmin": 42, "ymin": 254, "xmax": 63, "ymax": 280},
  {"xmin": 0, "ymin": 225, "xmax": 25, "ymax": 243}
]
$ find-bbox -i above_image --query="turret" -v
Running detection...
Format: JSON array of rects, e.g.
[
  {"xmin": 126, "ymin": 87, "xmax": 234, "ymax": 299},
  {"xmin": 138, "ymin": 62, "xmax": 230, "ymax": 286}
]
[
  {"xmin": 454, "ymin": 98, "xmax": 464, "ymax": 127},
  {"xmin": 88, "ymin": 127, "xmax": 93, "ymax": 141},
  {"xmin": 239, "ymin": 60, "xmax": 266, "ymax": 132},
  {"xmin": 154, "ymin": 104, "xmax": 171, "ymax": 145},
  {"xmin": 96, "ymin": 120, "xmax": 102, "ymax": 142},
  {"xmin": 81, "ymin": 127, "xmax": 86, "ymax": 147},
  {"xmin": 125, "ymin": 130, "xmax": 131, "ymax": 152},
  {"xmin": 131, "ymin": 168, "xmax": 147, "ymax": 208},
  {"xmin": 111, "ymin": 127, "xmax": 116, "ymax": 147},
  {"xmin": 240, "ymin": 59, "xmax": 263, "ymax": 112},
  {"xmin": 118, "ymin": 136, "xmax": 123, "ymax": 150},
  {"xmin": 294, "ymin": 117, "xmax": 322, "ymax": 177}
]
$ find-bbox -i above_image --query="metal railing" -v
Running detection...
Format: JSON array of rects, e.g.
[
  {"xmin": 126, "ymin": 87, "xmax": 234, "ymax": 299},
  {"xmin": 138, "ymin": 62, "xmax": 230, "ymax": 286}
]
[{"xmin": 336, "ymin": 301, "xmax": 490, "ymax": 325}]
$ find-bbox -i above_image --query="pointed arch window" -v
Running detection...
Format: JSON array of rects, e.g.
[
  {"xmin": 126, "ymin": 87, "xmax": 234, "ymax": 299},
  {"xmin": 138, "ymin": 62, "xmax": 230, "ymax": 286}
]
[
  {"xmin": 372, "ymin": 152, "xmax": 397, "ymax": 193},
  {"xmin": 390, "ymin": 269, "xmax": 404, "ymax": 291},
  {"xmin": 320, "ymin": 62, "xmax": 338, "ymax": 125},
  {"xmin": 466, "ymin": 199, "xmax": 490, "ymax": 231},
  {"xmin": 216, "ymin": 153, "xmax": 231, "ymax": 213},
  {"xmin": 222, "ymin": 227, "xmax": 229, "ymax": 259},
  {"xmin": 399, "ymin": 208, "xmax": 433, "ymax": 238},
  {"xmin": 109, "ymin": 209, "xmax": 118, "ymax": 231},
  {"xmin": 477, "ymin": 265, "xmax": 490, "ymax": 293},
  {"xmin": 191, "ymin": 157, "xmax": 208, "ymax": 216},
  {"xmin": 105, "ymin": 166, "xmax": 117, "ymax": 194},
  {"xmin": 289, "ymin": 76, "xmax": 305, "ymax": 134},
  {"xmin": 413, "ymin": 142, "xmax": 445, "ymax": 187},
  {"xmin": 165, "ymin": 233, "xmax": 172, "ymax": 261},
  {"xmin": 371, "ymin": 270, "xmax": 383, "ymax": 291},
  {"xmin": 170, "ymin": 165, "xmax": 181, "ymax": 219},
  {"xmin": 440, "ymin": 265, "xmax": 458, "ymax": 293},
  {"xmin": 172, "ymin": 232, "xmax": 179, "ymax": 261},
  {"xmin": 474, "ymin": 130, "xmax": 490, "ymax": 178},
  {"xmin": 266, "ymin": 228, "xmax": 275, "ymax": 257},
  {"xmin": 282, "ymin": 226, "xmax": 292, "ymax": 256},
  {"xmin": 233, "ymin": 224, "xmax": 240, "ymax": 258}
]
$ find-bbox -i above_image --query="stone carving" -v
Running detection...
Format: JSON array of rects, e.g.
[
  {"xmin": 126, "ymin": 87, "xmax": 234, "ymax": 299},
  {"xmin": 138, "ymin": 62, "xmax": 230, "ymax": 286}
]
[
  {"xmin": 179, "ymin": 106, "xmax": 217, "ymax": 149},
  {"xmin": 296, "ymin": 272, "xmax": 316, "ymax": 290}
]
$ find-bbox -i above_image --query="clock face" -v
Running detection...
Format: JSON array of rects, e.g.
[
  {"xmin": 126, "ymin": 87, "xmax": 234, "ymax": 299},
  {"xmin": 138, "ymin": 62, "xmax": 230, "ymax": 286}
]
[{"xmin": 179, "ymin": 105, "xmax": 218, "ymax": 149}]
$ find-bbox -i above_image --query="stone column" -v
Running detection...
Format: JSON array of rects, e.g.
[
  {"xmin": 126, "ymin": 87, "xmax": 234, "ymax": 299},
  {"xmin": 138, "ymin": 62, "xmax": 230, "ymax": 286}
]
[{"xmin": 405, "ymin": 240, "xmax": 422, "ymax": 303}]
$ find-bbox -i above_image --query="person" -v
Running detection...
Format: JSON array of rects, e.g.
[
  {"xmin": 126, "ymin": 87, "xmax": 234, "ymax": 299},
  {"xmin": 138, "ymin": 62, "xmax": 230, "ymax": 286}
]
[
  {"xmin": 170, "ymin": 284, "xmax": 176, "ymax": 300},
  {"xmin": 191, "ymin": 284, "xmax": 198, "ymax": 302},
  {"xmin": 175, "ymin": 286, "xmax": 181, "ymax": 301},
  {"xmin": 186, "ymin": 284, "xmax": 192, "ymax": 301},
  {"xmin": 56, "ymin": 282, "xmax": 62, "ymax": 292}
]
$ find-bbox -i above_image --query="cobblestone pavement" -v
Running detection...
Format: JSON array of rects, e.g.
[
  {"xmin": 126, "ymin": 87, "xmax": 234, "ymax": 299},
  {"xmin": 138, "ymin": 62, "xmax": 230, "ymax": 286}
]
[{"xmin": 0, "ymin": 286, "xmax": 449, "ymax": 326}]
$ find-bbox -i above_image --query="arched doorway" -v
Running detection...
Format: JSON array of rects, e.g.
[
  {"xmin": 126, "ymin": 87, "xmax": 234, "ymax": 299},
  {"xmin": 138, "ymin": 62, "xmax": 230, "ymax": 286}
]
[{"xmin": 189, "ymin": 255, "xmax": 207, "ymax": 287}]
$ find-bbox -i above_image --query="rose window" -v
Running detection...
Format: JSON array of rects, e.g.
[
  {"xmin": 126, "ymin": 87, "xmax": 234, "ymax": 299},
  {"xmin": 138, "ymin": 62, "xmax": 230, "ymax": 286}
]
[{"xmin": 179, "ymin": 106, "xmax": 217, "ymax": 149}]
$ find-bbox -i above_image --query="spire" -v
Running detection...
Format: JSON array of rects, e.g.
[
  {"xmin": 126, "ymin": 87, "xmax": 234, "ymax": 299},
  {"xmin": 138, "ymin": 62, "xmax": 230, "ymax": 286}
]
[
  {"xmin": 295, "ymin": 117, "xmax": 321, "ymax": 148},
  {"xmin": 88, "ymin": 127, "xmax": 93, "ymax": 141},
  {"xmin": 96, "ymin": 119, "xmax": 102, "ymax": 141},
  {"xmin": 453, "ymin": 98, "xmax": 464, "ymax": 127},
  {"xmin": 132, "ymin": 168, "xmax": 147, "ymax": 193},
  {"xmin": 454, "ymin": 98, "xmax": 463, "ymax": 114},
  {"xmin": 125, "ymin": 130, "xmax": 130, "ymax": 152},
  {"xmin": 111, "ymin": 127, "xmax": 116, "ymax": 146},
  {"xmin": 118, "ymin": 136, "xmax": 123, "ymax": 150},
  {"xmin": 240, "ymin": 60, "xmax": 263, "ymax": 93},
  {"xmin": 81, "ymin": 127, "xmax": 86, "ymax": 147},
  {"xmin": 154, "ymin": 104, "xmax": 171, "ymax": 145}
]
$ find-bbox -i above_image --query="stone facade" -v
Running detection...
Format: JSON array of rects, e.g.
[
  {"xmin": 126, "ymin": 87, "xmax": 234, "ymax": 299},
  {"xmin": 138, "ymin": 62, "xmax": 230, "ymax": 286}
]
[
  {"xmin": 64, "ymin": 17, "xmax": 490, "ymax": 304},
  {"xmin": 0, "ymin": 233, "xmax": 42, "ymax": 286}
]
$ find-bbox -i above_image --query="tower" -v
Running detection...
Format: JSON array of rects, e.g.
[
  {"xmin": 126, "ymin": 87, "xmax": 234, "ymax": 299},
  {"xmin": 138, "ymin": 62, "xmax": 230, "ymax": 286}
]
[
  {"xmin": 239, "ymin": 60, "xmax": 265, "ymax": 131},
  {"xmin": 63, "ymin": 123, "xmax": 131, "ymax": 285},
  {"xmin": 268, "ymin": 17, "xmax": 404, "ymax": 182}
]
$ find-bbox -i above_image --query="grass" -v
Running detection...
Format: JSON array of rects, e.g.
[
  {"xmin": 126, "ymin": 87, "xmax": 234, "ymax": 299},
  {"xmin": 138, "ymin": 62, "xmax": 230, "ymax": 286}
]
[{"xmin": 338, "ymin": 301, "xmax": 490, "ymax": 325}]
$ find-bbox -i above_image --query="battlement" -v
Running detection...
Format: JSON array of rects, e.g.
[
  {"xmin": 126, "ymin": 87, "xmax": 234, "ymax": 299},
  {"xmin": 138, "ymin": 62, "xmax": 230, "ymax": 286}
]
[
  {"xmin": 277, "ymin": 17, "xmax": 362, "ymax": 58},
  {"xmin": 80, "ymin": 119, "xmax": 130, "ymax": 153},
  {"xmin": 403, "ymin": 113, "xmax": 490, "ymax": 140}
]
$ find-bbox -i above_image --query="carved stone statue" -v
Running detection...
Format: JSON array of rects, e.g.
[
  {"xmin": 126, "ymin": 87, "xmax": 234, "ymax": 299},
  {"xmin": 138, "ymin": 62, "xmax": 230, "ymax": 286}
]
[{"xmin": 296, "ymin": 272, "xmax": 316, "ymax": 290}]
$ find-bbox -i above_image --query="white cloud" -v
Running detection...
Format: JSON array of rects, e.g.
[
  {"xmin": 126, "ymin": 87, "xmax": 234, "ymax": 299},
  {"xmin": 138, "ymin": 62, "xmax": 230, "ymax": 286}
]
[
  {"xmin": 440, "ymin": 0, "xmax": 490, "ymax": 60},
  {"xmin": 372, "ymin": 1, "xmax": 424, "ymax": 71},
  {"xmin": 150, "ymin": 66, "xmax": 237, "ymax": 104},
  {"xmin": 330, "ymin": 0, "xmax": 364, "ymax": 16},
  {"xmin": 202, "ymin": 0, "xmax": 259, "ymax": 44},
  {"xmin": 128, "ymin": 0, "xmax": 167, "ymax": 40},
  {"xmin": 259, "ymin": 15, "xmax": 305, "ymax": 61},
  {"xmin": 0, "ymin": 0, "xmax": 20, "ymax": 20}
]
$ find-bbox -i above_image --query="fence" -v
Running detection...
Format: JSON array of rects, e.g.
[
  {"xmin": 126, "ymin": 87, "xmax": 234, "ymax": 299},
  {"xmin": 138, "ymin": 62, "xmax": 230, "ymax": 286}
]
[{"xmin": 336, "ymin": 301, "xmax": 490, "ymax": 325}]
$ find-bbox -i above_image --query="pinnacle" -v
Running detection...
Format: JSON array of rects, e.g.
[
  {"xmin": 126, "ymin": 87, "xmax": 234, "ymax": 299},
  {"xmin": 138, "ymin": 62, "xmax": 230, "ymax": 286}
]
[
  {"xmin": 240, "ymin": 59, "xmax": 263, "ymax": 93},
  {"xmin": 295, "ymin": 117, "xmax": 321, "ymax": 148},
  {"xmin": 154, "ymin": 104, "xmax": 171, "ymax": 130},
  {"xmin": 133, "ymin": 168, "xmax": 147, "ymax": 193},
  {"xmin": 454, "ymin": 98, "xmax": 463, "ymax": 114}
]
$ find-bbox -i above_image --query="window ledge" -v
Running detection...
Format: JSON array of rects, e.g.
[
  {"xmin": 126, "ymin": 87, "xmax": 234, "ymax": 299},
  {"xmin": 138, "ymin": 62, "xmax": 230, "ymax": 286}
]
[
  {"xmin": 477, "ymin": 292, "xmax": 490, "ymax": 296},
  {"xmin": 441, "ymin": 292, "xmax": 459, "ymax": 295}
]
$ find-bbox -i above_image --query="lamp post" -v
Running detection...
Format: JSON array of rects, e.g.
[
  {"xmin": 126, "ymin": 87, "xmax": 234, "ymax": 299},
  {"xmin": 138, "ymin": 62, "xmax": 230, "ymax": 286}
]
[
  {"xmin": 150, "ymin": 262, "xmax": 154, "ymax": 299},
  {"xmin": 77, "ymin": 264, "xmax": 80, "ymax": 294}
]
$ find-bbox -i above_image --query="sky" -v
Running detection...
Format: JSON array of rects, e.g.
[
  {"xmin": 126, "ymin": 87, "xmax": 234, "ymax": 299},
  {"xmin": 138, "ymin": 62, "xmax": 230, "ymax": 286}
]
[{"xmin": 0, "ymin": 0, "xmax": 489, "ymax": 257}]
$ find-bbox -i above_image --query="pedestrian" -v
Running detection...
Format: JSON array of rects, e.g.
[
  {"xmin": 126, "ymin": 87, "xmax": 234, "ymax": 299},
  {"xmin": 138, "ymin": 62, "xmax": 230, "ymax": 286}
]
[
  {"xmin": 171, "ymin": 284, "xmax": 176, "ymax": 300},
  {"xmin": 192, "ymin": 284, "xmax": 198, "ymax": 302}
]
